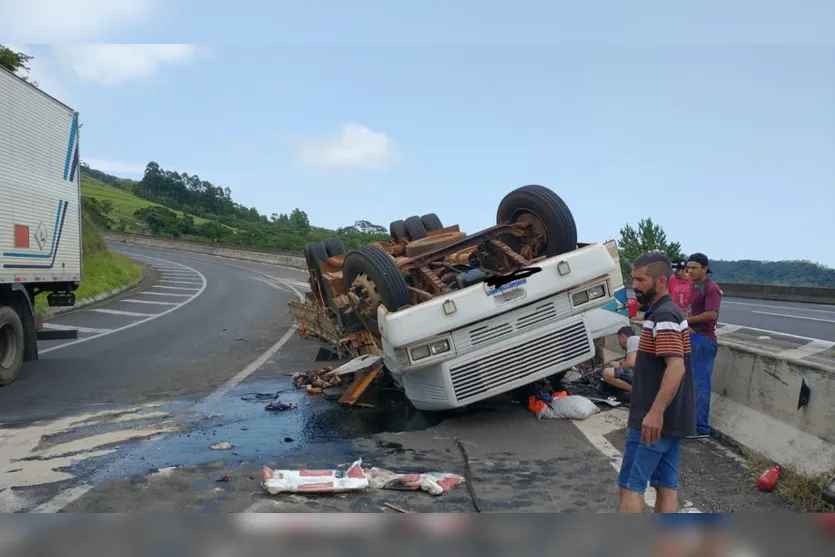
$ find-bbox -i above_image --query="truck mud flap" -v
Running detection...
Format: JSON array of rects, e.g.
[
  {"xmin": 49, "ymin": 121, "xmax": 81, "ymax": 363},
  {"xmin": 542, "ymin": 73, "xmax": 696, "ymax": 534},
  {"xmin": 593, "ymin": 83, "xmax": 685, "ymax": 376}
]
[{"xmin": 36, "ymin": 329, "xmax": 79, "ymax": 341}]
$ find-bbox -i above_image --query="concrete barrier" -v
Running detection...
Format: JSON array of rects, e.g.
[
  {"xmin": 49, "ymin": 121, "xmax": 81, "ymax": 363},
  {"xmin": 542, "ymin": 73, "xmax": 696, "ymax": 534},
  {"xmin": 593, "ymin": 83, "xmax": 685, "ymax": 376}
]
[
  {"xmin": 605, "ymin": 323, "xmax": 835, "ymax": 476},
  {"xmin": 105, "ymin": 232, "xmax": 307, "ymax": 270},
  {"xmin": 719, "ymin": 282, "xmax": 835, "ymax": 305}
]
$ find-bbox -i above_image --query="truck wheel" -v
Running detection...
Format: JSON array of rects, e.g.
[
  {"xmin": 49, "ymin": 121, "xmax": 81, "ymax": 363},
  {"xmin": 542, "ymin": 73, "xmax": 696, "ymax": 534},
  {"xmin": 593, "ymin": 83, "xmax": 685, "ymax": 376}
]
[
  {"xmin": 0, "ymin": 306, "xmax": 24, "ymax": 386},
  {"xmin": 420, "ymin": 213, "xmax": 444, "ymax": 231},
  {"xmin": 496, "ymin": 184, "xmax": 577, "ymax": 257},
  {"xmin": 389, "ymin": 220, "xmax": 408, "ymax": 243},
  {"xmin": 342, "ymin": 245, "xmax": 410, "ymax": 336},
  {"xmin": 323, "ymin": 237, "xmax": 345, "ymax": 257},
  {"xmin": 304, "ymin": 241, "xmax": 330, "ymax": 299},
  {"xmin": 404, "ymin": 216, "xmax": 427, "ymax": 241}
]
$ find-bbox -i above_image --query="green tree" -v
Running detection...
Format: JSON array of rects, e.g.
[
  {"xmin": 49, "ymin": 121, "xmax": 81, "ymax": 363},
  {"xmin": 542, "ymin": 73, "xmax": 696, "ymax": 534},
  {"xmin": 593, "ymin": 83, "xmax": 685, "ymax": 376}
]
[
  {"xmin": 618, "ymin": 218, "xmax": 682, "ymax": 278},
  {"xmin": 0, "ymin": 45, "xmax": 37, "ymax": 86}
]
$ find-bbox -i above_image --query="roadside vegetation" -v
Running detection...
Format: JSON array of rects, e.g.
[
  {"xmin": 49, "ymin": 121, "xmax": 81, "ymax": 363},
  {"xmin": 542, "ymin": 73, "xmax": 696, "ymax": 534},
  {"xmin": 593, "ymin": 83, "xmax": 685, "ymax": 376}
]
[{"xmin": 618, "ymin": 217, "xmax": 835, "ymax": 287}]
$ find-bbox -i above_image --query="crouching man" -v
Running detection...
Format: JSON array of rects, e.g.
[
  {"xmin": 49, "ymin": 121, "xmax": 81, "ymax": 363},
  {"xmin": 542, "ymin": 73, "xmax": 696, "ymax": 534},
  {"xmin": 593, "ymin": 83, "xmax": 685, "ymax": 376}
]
[{"xmin": 602, "ymin": 326, "xmax": 639, "ymax": 393}]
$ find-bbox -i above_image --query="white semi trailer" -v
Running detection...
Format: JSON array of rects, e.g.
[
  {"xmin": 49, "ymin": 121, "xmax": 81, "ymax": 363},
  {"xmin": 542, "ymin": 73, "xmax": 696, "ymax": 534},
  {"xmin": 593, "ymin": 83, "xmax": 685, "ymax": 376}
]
[{"xmin": 0, "ymin": 67, "xmax": 84, "ymax": 385}]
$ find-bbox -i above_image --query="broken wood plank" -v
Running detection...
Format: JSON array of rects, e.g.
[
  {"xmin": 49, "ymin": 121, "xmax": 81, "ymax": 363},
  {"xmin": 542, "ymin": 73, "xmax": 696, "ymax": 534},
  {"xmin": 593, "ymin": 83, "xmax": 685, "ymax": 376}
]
[{"xmin": 338, "ymin": 363, "xmax": 382, "ymax": 405}]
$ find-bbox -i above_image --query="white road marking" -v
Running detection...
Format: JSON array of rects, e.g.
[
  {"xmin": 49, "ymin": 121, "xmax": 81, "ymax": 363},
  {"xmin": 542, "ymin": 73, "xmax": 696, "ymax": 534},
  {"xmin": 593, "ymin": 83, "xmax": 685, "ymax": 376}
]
[
  {"xmin": 137, "ymin": 291, "xmax": 191, "ymax": 297},
  {"xmin": 88, "ymin": 308, "xmax": 156, "ymax": 318},
  {"xmin": 723, "ymin": 300, "xmax": 835, "ymax": 314},
  {"xmin": 150, "ymin": 285, "xmax": 200, "ymax": 291},
  {"xmin": 120, "ymin": 298, "xmax": 178, "ymax": 306},
  {"xmin": 41, "ymin": 323, "xmax": 112, "ymax": 334},
  {"xmin": 717, "ymin": 322, "xmax": 831, "ymax": 343},
  {"xmin": 573, "ymin": 409, "xmax": 702, "ymax": 513},
  {"xmin": 715, "ymin": 324, "xmax": 742, "ymax": 336},
  {"xmin": 31, "ymin": 486, "xmax": 95, "ymax": 513},
  {"xmin": 160, "ymin": 272, "xmax": 198, "ymax": 277},
  {"xmin": 776, "ymin": 339, "xmax": 835, "ymax": 360},
  {"xmin": 40, "ymin": 255, "xmax": 207, "ymax": 355},
  {"xmin": 158, "ymin": 280, "xmax": 203, "ymax": 285},
  {"xmin": 751, "ymin": 310, "xmax": 835, "ymax": 324}
]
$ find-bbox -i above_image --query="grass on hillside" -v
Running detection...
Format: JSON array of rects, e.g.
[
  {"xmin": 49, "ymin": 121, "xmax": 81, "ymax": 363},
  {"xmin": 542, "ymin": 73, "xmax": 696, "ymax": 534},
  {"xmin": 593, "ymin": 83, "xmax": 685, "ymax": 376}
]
[
  {"xmin": 82, "ymin": 174, "xmax": 216, "ymax": 228},
  {"xmin": 34, "ymin": 206, "xmax": 144, "ymax": 314}
]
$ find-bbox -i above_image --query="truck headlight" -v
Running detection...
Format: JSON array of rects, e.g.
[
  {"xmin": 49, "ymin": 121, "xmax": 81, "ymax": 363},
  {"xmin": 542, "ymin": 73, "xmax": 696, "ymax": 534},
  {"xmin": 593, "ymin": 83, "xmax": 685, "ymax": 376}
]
[
  {"xmin": 408, "ymin": 337, "xmax": 452, "ymax": 362},
  {"xmin": 570, "ymin": 282, "xmax": 608, "ymax": 307},
  {"xmin": 394, "ymin": 348, "xmax": 409, "ymax": 367}
]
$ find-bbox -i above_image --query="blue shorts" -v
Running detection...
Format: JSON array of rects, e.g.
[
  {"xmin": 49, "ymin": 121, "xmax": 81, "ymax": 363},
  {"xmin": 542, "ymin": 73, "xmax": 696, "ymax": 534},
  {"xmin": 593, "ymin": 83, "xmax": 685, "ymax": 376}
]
[{"xmin": 618, "ymin": 428, "xmax": 682, "ymax": 494}]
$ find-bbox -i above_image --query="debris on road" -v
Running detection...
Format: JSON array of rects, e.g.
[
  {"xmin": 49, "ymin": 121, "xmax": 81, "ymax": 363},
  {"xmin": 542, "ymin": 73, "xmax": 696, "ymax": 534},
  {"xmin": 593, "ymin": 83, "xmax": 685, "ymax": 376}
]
[
  {"xmin": 366, "ymin": 467, "xmax": 465, "ymax": 495},
  {"xmin": 292, "ymin": 356, "xmax": 383, "ymax": 407},
  {"xmin": 756, "ymin": 464, "xmax": 782, "ymax": 492},
  {"xmin": 264, "ymin": 401, "xmax": 296, "ymax": 412},
  {"xmin": 536, "ymin": 395, "xmax": 601, "ymax": 420},
  {"xmin": 261, "ymin": 458, "xmax": 369, "ymax": 494},
  {"xmin": 383, "ymin": 502, "xmax": 411, "ymax": 513},
  {"xmin": 292, "ymin": 365, "xmax": 342, "ymax": 390},
  {"xmin": 210, "ymin": 441, "xmax": 233, "ymax": 450}
]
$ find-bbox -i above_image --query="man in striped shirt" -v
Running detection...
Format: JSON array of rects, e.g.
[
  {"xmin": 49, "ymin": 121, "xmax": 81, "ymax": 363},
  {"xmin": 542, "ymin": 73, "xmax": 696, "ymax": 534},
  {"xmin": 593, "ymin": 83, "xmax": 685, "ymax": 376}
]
[{"xmin": 618, "ymin": 252, "xmax": 697, "ymax": 513}]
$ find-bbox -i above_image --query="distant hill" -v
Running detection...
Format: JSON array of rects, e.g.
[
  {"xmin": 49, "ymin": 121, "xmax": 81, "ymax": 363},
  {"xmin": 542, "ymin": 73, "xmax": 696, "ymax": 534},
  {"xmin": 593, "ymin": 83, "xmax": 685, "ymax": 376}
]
[
  {"xmin": 80, "ymin": 162, "xmax": 835, "ymax": 287},
  {"xmin": 708, "ymin": 259, "xmax": 835, "ymax": 288},
  {"xmin": 79, "ymin": 162, "xmax": 389, "ymax": 253}
]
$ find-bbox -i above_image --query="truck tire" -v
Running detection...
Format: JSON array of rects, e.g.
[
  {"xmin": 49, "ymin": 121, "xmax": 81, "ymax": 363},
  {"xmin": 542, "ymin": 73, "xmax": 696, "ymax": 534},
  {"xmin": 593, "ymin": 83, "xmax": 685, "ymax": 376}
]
[
  {"xmin": 389, "ymin": 220, "xmax": 408, "ymax": 243},
  {"xmin": 496, "ymin": 184, "xmax": 577, "ymax": 257},
  {"xmin": 304, "ymin": 241, "xmax": 330, "ymax": 298},
  {"xmin": 342, "ymin": 245, "xmax": 410, "ymax": 336},
  {"xmin": 404, "ymin": 216, "xmax": 427, "ymax": 241},
  {"xmin": 420, "ymin": 213, "xmax": 444, "ymax": 231},
  {"xmin": 0, "ymin": 305, "xmax": 24, "ymax": 386},
  {"xmin": 323, "ymin": 237, "xmax": 345, "ymax": 257}
]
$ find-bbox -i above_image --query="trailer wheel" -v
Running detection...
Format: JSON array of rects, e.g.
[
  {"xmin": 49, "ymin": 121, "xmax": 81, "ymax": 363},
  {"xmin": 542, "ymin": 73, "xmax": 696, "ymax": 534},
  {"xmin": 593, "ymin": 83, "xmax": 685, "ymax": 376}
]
[
  {"xmin": 323, "ymin": 237, "xmax": 345, "ymax": 257},
  {"xmin": 420, "ymin": 213, "xmax": 444, "ymax": 232},
  {"xmin": 342, "ymin": 245, "xmax": 410, "ymax": 337},
  {"xmin": 0, "ymin": 306, "xmax": 24, "ymax": 386},
  {"xmin": 389, "ymin": 220, "xmax": 408, "ymax": 243},
  {"xmin": 496, "ymin": 184, "xmax": 578, "ymax": 257},
  {"xmin": 304, "ymin": 241, "xmax": 330, "ymax": 299},
  {"xmin": 404, "ymin": 216, "xmax": 427, "ymax": 241}
]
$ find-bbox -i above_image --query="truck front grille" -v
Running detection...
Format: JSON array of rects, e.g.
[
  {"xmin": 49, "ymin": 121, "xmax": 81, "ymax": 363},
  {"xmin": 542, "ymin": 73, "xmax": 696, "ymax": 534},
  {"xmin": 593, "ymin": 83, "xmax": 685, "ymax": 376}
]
[
  {"xmin": 451, "ymin": 294, "xmax": 571, "ymax": 352},
  {"xmin": 449, "ymin": 320, "xmax": 591, "ymax": 404}
]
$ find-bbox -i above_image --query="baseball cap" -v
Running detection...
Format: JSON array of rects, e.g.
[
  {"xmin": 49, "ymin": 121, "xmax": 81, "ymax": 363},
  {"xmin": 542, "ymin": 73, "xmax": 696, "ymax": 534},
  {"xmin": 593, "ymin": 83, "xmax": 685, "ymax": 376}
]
[
  {"xmin": 671, "ymin": 259, "xmax": 687, "ymax": 271},
  {"xmin": 688, "ymin": 252, "xmax": 712, "ymax": 273}
]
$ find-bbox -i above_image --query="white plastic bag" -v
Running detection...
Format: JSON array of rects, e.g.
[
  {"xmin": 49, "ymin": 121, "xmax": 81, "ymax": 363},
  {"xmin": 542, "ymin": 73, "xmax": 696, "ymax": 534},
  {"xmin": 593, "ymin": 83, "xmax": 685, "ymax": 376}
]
[
  {"xmin": 537, "ymin": 395, "xmax": 600, "ymax": 420},
  {"xmin": 365, "ymin": 467, "xmax": 465, "ymax": 496},
  {"xmin": 261, "ymin": 458, "xmax": 369, "ymax": 494}
]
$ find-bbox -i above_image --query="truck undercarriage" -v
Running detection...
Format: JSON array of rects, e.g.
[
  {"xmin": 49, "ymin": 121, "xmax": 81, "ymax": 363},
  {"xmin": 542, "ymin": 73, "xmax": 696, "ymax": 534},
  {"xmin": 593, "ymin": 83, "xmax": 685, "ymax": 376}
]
[{"xmin": 289, "ymin": 185, "xmax": 581, "ymax": 359}]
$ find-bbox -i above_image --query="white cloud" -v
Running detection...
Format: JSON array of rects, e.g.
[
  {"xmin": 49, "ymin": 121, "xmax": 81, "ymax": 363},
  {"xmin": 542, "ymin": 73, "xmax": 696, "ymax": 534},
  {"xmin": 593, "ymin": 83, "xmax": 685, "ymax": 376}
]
[
  {"xmin": 290, "ymin": 124, "xmax": 400, "ymax": 173},
  {"xmin": 51, "ymin": 44, "xmax": 199, "ymax": 86},
  {"xmin": 0, "ymin": 0, "xmax": 156, "ymax": 42},
  {"xmin": 82, "ymin": 158, "xmax": 147, "ymax": 177}
]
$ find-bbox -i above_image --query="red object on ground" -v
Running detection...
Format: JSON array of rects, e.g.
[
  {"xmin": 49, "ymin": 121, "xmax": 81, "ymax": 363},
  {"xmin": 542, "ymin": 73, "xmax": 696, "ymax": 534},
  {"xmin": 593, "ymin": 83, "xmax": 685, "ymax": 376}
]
[
  {"xmin": 756, "ymin": 465, "xmax": 782, "ymax": 492},
  {"xmin": 627, "ymin": 298, "xmax": 638, "ymax": 318}
]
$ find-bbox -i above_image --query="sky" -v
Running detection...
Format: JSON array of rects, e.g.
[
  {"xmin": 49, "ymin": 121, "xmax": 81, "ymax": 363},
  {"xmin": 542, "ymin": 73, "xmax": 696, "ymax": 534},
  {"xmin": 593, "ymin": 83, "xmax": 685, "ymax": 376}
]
[{"xmin": 2, "ymin": 0, "xmax": 834, "ymax": 266}]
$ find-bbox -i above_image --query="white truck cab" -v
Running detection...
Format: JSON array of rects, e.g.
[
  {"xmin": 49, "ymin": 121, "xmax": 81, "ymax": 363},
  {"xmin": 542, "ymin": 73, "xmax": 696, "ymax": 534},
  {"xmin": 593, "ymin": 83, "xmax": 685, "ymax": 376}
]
[{"xmin": 378, "ymin": 241, "xmax": 630, "ymax": 410}]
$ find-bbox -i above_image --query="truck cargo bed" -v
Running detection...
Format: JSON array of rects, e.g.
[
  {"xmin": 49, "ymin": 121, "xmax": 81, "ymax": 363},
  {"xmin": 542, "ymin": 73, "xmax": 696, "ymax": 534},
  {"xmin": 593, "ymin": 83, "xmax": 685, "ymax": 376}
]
[{"xmin": 288, "ymin": 298, "xmax": 382, "ymax": 360}]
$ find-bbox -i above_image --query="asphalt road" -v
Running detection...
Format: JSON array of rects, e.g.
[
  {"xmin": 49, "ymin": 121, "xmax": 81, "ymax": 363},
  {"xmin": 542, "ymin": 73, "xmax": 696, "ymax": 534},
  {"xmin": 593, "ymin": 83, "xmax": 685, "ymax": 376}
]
[
  {"xmin": 719, "ymin": 297, "xmax": 835, "ymax": 342},
  {"xmin": 0, "ymin": 244, "xmax": 802, "ymax": 514}
]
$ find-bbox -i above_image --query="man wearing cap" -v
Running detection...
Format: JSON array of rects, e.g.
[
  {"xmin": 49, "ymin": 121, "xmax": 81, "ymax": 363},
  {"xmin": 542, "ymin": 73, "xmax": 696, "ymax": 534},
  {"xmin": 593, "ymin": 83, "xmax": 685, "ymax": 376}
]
[
  {"xmin": 685, "ymin": 252, "xmax": 722, "ymax": 438},
  {"xmin": 668, "ymin": 258, "xmax": 692, "ymax": 313}
]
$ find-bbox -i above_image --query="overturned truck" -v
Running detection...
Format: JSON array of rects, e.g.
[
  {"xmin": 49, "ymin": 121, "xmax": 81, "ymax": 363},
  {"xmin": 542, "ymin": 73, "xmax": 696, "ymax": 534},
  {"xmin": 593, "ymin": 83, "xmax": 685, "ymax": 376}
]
[{"xmin": 289, "ymin": 185, "xmax": 632, "ymax": 411}]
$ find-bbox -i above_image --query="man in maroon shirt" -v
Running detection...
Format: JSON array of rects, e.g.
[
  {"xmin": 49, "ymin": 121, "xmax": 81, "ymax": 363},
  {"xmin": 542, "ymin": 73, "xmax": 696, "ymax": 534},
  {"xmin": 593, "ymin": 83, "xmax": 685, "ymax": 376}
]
[{"xmin": 685, "ymin": 252, "xmax": 722, "ymax": 438}]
